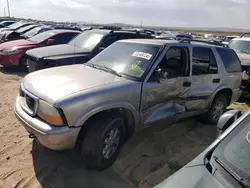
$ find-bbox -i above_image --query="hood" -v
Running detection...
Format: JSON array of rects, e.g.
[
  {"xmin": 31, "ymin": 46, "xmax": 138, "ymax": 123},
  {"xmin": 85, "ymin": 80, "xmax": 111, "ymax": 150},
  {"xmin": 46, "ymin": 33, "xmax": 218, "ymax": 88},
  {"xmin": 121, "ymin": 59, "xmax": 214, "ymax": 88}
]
[
  {"xmin": 155, "ymin": 165, "xmax": 224, "ymax": 188},
  {"xmin": 0, "ymin": 30, "xmax": 13, "ymax": 40},
  {"xmin": 26, "ymin": 44, "xmax": 89, "ymax": 59},
  {"xmin": 0, "ymin": 39, "xmax": 37, "ymax": 50},
  {"xmin": 23, "ymin": 64, "xmax": 128, "ymax": 104},
  {"xmin": 237, "ymin": 52, "xmax": 250, "ymax": 66},
  {"xmin": 0, "ymin": 28, "xmax": 14, "ymax": 33}
]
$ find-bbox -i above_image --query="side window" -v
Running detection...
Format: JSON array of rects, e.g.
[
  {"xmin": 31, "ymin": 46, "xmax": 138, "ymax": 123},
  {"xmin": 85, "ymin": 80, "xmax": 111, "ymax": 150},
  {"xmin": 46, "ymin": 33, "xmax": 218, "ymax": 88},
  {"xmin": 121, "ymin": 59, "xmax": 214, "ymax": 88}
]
[
  {"xmin": 100, "ymin": 35, "xmax": 118, "ymax": 48},
  {"xmin": 216, "ymin": 47, "xmax": 242, "ymax": 73},
  {"xmin": 50, "ymin": 34, "xmax": 64, "ymax": 44},
  {"xmin": 192, "ymin": 47, "xmax": 218, "ymax": 75},
  {"xmin": 63, "ymin": 33, "xmax": 78, "ymax": 43},
  {"xmin": 158, "ymin": 47, "xmax": 189, "ymax": 79}
]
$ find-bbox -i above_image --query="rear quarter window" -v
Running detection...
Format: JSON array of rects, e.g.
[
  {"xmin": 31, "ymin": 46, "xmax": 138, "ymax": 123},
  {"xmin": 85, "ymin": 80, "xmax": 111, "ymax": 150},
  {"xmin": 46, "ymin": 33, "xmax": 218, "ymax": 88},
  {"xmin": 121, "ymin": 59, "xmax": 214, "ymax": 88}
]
[{"xmin": 216, "ymin": 47, "xmax": 242, "ymax": 73}]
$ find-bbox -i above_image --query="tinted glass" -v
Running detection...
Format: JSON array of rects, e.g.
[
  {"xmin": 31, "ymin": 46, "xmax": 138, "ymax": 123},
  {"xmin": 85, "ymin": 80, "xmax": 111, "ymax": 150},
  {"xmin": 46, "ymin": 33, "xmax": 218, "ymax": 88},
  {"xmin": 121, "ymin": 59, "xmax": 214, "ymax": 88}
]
[
  {"xmin": 213, "ymin": 114, "xmax": 250, "ymax": 186},
  {"xmin": 229, "ymin": 40, "xmax": 250, "ymax": 53},
  {"xmin": 7, "ymin": 21, "xmax": 24, "ymax": 29},
  {"xmin": 69, "ymin": 30, "xmax": 105, "ymax": 51},
  {"xmin": 209, "ymin": 51, "xmax": 218, "ymax": 74},
  {"xmin": 87, "ymin": 42, "xmax": 160, "ymax": 78},
  {"xmin": 23, "ymin": 27, "xmax": 42, "ymax": 38},
  {"xmin": 28, "ymin": 31, "xmax": 56, "ymax": 43},
  {"xmin": 159, "ymin": 47, "xmax": 188, "ymax": 78},
  {"xmin": 216, "ymin": 47, "xmax": 242, "ymax": 73},
  {"xmin": 16, "ymin": 25, "xmax": 36, "ymax": 33},
  {"xmin": 192, "ymin": 47, "xmax": 210, "ymax": 75}
]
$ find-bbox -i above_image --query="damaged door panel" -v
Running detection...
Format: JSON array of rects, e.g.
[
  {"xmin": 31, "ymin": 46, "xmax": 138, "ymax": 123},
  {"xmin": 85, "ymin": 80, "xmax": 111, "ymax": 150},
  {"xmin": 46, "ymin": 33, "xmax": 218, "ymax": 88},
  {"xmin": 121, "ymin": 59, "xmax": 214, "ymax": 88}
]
[
  {"xmin": 141, "ymin": 46, "xmax": 191, "ymax": 127},
  {"xmin": 185, "ymin": 47, "xmax": 221, "ymax": 111}
]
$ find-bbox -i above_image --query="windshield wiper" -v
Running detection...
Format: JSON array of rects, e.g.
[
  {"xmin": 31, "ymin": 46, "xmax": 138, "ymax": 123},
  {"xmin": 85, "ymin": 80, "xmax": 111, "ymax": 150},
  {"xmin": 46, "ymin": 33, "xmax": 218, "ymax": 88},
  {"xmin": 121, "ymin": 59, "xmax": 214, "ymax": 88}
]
[
  {"xmin": 86, "ymin": 63, "xmax": 122, "ymax": 77},
  {"xmin": 103, "ymin": 65, "xmax": 122, "ymax": 77},
  {"xmin": 213, "ymin": 156, "xmax": 249, "ymax": 188}
]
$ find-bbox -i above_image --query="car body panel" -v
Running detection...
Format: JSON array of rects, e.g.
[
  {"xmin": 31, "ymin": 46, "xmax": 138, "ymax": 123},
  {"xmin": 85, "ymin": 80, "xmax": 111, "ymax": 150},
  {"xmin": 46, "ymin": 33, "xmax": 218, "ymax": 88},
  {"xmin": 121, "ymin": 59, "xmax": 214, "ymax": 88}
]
[
  {"xmin": 0, "ymin": 30, "xmax": 80, "ymax": 67},
  {"xmin": 156, "ymin": 165, "xmax": 224, "ymax": 188},
  {"xmin": 15, "ymin": 39, "xmax": 242, "ymax": 150}
]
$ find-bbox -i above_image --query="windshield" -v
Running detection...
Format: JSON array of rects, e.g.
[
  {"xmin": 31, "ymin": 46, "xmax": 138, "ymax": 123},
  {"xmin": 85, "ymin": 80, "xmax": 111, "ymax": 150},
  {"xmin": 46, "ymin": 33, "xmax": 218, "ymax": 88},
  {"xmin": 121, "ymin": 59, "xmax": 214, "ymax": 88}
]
[
  {"xmin": 229, "ymin": 40, "xmax": 250, "ymax": 53},
  {"xmin": 28, "ymin": 31, "xmax": 56, "ymax": 43},
  {"xmin": 213, "ymin": 113, "xmax": 250, "ymax": 186},
  {"xmin": 23, "ymin": 27, "xmax": 41, "ymax": 38},
  {"xmin": 87, "ymin": 42, "xmax": 160, "ymax": 78},
  {"xmin": 69, "ymin": 31, "xmax": 104, "ymax": 51},
  {"xmin": 16, "ymin": 25, "xmax": 36, "ymax": 33},
  {"xmin": 7, "ymin": 21, "xmax": 24, "ymax": 29}
]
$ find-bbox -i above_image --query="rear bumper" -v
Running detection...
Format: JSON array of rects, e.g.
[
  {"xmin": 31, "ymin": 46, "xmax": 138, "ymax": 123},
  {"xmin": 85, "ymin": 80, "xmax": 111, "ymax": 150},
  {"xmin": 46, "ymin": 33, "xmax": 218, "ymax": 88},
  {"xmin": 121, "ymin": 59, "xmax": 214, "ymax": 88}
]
[{"xmin": 15, "ymin": 96, "xmax": 81, "ymax": 150}]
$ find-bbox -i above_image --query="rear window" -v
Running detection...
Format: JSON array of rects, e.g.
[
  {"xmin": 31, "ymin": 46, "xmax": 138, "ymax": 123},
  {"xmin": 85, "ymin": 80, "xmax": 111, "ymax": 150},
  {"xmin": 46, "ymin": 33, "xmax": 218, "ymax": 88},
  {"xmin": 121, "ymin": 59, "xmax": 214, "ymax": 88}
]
[{"xmin": 216, "ymin": 47, "xmax": 242, "ymax": 73}]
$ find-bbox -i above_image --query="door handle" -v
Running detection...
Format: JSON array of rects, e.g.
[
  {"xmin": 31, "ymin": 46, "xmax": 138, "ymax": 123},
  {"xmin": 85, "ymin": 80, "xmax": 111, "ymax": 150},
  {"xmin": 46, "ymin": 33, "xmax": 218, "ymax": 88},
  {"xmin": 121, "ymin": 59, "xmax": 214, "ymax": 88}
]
[
  {"xmin": 213, "ymin": 78, "xmax": 220, "ymax": 83},
  {"xmin": 183, "ymin": 81, "xmax": 191, "ymax": 87}
]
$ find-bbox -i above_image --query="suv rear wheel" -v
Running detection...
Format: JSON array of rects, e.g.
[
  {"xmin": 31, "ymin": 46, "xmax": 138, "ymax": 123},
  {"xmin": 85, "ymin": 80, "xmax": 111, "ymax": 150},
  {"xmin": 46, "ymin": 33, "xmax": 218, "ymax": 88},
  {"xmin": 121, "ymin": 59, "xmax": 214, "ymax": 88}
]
[
  {"xmin": 206, "ymin": 94, "xmax": 227, "ymax": 125},
  {"xmin": 81, "ymin": 113, "xmax": 125, "ymax": 170}
]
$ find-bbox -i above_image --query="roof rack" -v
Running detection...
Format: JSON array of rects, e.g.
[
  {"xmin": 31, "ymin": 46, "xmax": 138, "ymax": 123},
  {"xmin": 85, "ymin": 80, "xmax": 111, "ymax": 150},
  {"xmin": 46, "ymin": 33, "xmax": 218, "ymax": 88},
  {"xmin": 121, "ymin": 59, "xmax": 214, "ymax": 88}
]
[
  {"xmin": 111, "ymin": 29, "xmax": 151, "ymax": 35},
  {"xmin": 240, "ymin": 33, "xmax": 250, "ymax": 38},
  {"xmin": 179, "ymin": 39, "xmax": 228, "ymax": 48}
]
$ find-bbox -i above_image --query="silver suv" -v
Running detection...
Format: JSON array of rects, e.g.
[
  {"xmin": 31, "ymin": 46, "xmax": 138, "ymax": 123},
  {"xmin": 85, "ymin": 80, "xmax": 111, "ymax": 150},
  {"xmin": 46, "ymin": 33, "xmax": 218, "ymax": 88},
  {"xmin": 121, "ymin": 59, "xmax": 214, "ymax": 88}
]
[{"xmin": 15, "ymin": 39, "xmax": 242, "ymax": 170}]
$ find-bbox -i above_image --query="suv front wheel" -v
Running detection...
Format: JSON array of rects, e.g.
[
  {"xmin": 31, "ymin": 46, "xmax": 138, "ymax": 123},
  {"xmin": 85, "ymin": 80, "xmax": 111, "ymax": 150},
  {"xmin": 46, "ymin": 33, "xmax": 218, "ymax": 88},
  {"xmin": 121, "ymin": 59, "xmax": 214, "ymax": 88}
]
[
  {"xmin": 206, "ymin": 94, "xmax": 227, "ymax": 125},
  {"xmin": 81, "ymin": 113, "xmax": 125, "ymax": 170}
]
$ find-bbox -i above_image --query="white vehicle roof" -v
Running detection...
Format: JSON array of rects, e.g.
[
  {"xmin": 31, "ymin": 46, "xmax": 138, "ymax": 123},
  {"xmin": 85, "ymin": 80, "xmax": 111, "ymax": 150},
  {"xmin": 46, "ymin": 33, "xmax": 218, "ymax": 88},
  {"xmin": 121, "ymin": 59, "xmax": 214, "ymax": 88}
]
[{"xmin": 232, "ymin": 37, "xmax": 250, "ymax": 41}]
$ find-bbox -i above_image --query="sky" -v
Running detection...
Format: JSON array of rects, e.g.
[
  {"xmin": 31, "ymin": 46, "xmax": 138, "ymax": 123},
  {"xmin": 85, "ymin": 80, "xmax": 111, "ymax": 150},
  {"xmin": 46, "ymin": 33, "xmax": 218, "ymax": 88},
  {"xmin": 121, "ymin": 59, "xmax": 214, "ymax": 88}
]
[{"xmin": 0, "ymin": 0, "xmax": 250, "ymax": 29}]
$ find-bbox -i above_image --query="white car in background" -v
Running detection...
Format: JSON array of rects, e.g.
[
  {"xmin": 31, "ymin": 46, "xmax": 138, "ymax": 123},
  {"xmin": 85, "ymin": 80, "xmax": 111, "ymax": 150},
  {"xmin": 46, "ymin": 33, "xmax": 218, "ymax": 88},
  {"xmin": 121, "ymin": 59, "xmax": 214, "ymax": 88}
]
[{"xmin": 222, "ymin": 35, "xmax": 239, "ymax": 45}]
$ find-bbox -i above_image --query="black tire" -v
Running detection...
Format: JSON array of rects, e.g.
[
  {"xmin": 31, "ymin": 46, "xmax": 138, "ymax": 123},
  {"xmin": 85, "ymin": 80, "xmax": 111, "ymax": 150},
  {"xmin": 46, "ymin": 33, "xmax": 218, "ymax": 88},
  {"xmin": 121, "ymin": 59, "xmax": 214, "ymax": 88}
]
[
  {"xmin": 206, "ymin": 94, "xmax": 227, "ymax": 125},
  {"xmin": 81, "ymin": 113, "xmax": 125, "ymax": 170},
  {"xmin": 19, "ymin": 56, "xmax": 27, "ymax": 70}
]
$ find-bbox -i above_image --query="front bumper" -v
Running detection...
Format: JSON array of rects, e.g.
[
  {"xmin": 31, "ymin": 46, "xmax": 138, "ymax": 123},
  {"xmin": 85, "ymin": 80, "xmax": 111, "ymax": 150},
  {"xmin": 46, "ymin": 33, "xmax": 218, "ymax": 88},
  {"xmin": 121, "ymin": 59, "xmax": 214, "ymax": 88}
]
[{"xmin": 15, "ymin": 96, "xmax": 81, "ymax": 150}]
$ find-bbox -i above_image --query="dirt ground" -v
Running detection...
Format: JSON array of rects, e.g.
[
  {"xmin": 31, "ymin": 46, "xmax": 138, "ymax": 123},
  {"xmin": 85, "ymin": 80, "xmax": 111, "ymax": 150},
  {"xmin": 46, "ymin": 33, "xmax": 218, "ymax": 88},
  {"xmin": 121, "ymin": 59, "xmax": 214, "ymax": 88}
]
[{"xmin": 0, "ymin": 67, "xmax": 249, "ymax": 188}]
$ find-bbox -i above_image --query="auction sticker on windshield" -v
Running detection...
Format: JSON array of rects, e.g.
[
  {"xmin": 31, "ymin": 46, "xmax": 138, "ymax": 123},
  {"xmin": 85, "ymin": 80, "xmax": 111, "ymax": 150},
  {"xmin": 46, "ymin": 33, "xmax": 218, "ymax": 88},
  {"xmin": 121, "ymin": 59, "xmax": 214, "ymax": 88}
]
[{"xmin": 132, "ymin": 51, "xmax": 152, "ymax": 60}]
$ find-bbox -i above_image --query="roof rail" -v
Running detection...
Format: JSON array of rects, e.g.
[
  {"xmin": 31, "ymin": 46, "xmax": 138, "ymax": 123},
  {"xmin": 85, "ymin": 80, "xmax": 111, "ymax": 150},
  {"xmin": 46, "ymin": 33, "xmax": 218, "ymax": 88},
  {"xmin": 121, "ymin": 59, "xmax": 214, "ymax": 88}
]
[
  {"xmin": 240, "ymin": 33, "xmax": 250, "ymax": 38},
  {"xmin": 179, "ymin": 39, "xmax": 228, "ymax": 48},
  {"xmin": 117, "ymin": 29, "xmax": 152, "ymax": 35}
]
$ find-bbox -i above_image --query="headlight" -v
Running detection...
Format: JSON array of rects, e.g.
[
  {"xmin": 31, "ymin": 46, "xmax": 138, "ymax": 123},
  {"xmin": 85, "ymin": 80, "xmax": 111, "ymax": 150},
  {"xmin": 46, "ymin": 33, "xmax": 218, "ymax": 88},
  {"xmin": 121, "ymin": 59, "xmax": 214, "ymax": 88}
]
[
  {"xmin": 1, "ymin": 47, "xmax": 19, "ymax": 55},
  {"xmin": 37, "ymin": 100, "xmax": 64, "ymax": 126}
]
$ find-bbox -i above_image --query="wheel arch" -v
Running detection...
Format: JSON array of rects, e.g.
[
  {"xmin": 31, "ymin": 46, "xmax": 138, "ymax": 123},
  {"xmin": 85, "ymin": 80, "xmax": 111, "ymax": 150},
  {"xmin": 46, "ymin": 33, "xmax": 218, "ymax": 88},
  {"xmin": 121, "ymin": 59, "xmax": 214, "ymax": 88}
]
[
  {"xmin": 209, "ymin": 87, "xmax": 233, "ymax": 108},
  {"xmin": 75, "ymin": 101, "xmax": 140, "ymax": 141}
]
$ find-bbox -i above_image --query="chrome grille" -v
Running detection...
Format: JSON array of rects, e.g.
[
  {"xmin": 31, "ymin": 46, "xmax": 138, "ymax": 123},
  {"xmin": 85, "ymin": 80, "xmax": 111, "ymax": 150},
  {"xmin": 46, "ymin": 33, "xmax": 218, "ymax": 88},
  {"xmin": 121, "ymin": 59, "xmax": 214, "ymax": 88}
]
[{"xmin": 20, "ymin": 85, "xmax": 38, "ymax": 116}]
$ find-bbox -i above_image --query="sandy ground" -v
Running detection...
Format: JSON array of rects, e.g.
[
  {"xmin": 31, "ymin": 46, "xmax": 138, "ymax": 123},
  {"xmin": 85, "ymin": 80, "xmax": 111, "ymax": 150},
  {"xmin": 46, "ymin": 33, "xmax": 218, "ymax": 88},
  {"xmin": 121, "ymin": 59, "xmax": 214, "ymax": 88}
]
[{"xmin": 0, "ymin": 67, "xmax": 249, "ymax": 188}]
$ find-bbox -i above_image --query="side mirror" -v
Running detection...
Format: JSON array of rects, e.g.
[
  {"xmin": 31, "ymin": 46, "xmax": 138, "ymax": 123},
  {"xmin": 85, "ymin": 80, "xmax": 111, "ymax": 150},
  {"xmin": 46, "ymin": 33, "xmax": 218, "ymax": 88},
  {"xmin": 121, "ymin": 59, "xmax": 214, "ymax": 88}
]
[
  {"xmin": 217, "ymin": 110, "xmax": 242, "ymax": 136},
  {"xmin": 155, "ymin": 68, "xmax": 168, "ymax": 84},
  {"xmin": 98, "ymin": 47, "xmax": 105, "ymax": 52},
  {"xmin": 46, "ymin": 39, "xmax": 55, "ymax": 45}
]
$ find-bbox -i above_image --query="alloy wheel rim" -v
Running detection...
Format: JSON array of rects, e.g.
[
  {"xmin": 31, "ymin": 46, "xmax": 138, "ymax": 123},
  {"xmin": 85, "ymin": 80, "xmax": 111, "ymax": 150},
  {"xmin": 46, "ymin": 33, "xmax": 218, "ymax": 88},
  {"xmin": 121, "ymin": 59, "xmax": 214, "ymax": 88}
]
[
  {"xmin": 102, "ymin": 128, "xmax": 120, "ymax": 159},
  {"xmin": 212, "ymin": 100, "xmax": 224, "ymax": 121}
]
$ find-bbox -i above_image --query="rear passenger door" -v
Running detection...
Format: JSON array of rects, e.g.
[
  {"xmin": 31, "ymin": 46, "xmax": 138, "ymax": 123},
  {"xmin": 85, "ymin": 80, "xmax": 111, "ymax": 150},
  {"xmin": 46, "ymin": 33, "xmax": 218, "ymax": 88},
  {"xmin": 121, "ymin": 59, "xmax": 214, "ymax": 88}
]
[{"xmin": 185, "ymin": 47, "xmax": 220, "ymax": 111}]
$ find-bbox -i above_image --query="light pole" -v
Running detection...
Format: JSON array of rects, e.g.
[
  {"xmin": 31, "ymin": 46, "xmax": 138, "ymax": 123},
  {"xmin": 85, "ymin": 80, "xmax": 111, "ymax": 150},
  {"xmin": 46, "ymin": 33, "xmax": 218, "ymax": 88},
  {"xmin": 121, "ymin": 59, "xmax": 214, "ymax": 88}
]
[{"xmin": 6, "ymin": 0, "xmax": 10, "ymax": 17}]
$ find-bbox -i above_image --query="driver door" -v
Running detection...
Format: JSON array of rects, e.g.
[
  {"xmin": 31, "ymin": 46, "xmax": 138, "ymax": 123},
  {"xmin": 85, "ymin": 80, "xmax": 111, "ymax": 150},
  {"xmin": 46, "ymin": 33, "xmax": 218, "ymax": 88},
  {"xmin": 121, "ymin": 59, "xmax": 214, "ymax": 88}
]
[{"xmin": 140, "ymin": 46, "xmax": 191, "ymax": 126}]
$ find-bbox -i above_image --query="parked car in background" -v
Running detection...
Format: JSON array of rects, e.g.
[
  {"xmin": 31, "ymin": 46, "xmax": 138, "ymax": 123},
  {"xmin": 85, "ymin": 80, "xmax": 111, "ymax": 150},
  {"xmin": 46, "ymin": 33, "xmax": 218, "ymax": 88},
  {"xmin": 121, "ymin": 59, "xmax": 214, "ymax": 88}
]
[
  {"xmin": 221, "ymin": 35, "xmax": 239, "ymax": 45},
  {"xmin": 53, "ymin": 25, "xmax": 82, "ymax": 31},
  {"xmin": 15, "ymin": 39, "xmax": 242, "ymax": 170},
  {"xmin": 0, "ymin": 20, "xmax": 16, "ymax": 28},
  {"xmin": 21, "ymin": 25, "xmax": 53, "ymax": 39},
  {"xmin": 0, "ymin": 21, "xmax": 33, "ymax": 33},
  {"xmin": 155, "ymin": 109, "xmax": 250, "ymax": 188},
  {"xmin": 228, "ymin": 34, "xmax": 250, "ymax": 91},
  {"xmin": 0, "ymin": 30, "xmax": 80, "ymax": 68},
  {"xmin": 175, "ymin": 34, "xmax": 193, "ymax": 40},
  {"xmin": 26, "ymin": 29, "xmax": 152, "ymax": 72},
  {"xmin": 0, "ymin": 24, "xmax": 39, "ymax": 43}
]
